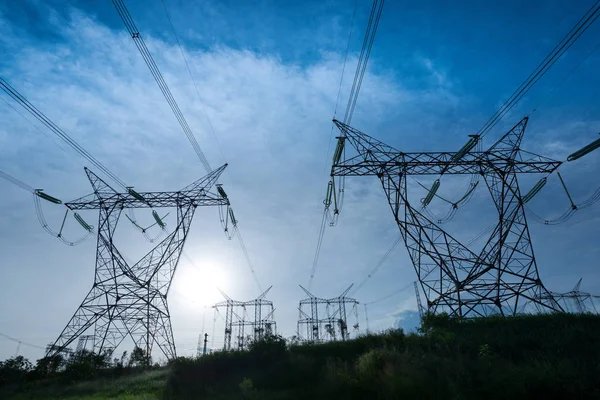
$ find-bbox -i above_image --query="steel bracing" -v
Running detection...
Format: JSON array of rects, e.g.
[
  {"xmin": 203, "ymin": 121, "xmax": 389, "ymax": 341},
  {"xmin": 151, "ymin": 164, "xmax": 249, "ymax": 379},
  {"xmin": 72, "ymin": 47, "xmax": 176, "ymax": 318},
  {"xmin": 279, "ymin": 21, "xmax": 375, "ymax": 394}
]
[
  {"xmin": 297, "ymin": 285, "xmax": 359, "ymax": 343},
  {"xmin": 535, "ymin": 278, "xmax": 598, "ymax": 314},
  {"xmin": 46, "ymin": 164, "xmax": 229, "ymax": 361},
  {"xmin": 213, "ymin": 287, "xmax": 276, "ymax": 351},
  {"xmin": 331, "ymin": 118, "xmax": 563, "ymax": 318}
]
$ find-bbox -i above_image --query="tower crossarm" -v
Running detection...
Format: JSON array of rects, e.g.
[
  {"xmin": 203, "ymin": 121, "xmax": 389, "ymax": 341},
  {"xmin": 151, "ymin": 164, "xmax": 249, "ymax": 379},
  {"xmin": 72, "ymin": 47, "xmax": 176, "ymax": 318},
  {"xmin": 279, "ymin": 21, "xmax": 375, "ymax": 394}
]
[
  {"xmin": 331, "ymin": 151, "xmax": 561, "ymax": 177},
  {"xmin": 331, "ymin": 120, "xmax": 561, "ymax": 177},
  {"xmin": 65, "ymin": 164, "xmax": 229, "ymax": 210},
  {"xmin": 65, "ymin": 191, "xmax": 228, "ymax": 210}
]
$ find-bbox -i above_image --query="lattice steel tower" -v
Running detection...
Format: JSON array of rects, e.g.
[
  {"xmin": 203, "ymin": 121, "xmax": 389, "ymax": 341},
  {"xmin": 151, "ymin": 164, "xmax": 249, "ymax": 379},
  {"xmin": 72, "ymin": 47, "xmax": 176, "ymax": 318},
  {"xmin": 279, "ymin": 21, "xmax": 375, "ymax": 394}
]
[
  {"xmin": 213, "ymin": 287, "xmax": 276, "ymax": 351},
  {"xmin": 297, "ymin": 285, "xmax": 359, "ymax": 343},
  {"xmin": 46, "ymin": 164, "xmax": 229, "ymax": 360},
  {"xmin": 330, "ymin": 118, "xmax": 563, "ymax": 318}
]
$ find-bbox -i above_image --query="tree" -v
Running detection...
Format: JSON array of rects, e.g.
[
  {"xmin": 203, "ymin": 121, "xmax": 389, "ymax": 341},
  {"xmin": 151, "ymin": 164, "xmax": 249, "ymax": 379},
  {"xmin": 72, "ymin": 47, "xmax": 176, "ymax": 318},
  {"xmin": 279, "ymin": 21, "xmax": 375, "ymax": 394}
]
[
  {"xmin": 0, "ymin": 356, "xmax": 33, "ymax": 386},
  {"xmin": 128, "ymin": 346, "xmax": 151, "ymax": 368}
]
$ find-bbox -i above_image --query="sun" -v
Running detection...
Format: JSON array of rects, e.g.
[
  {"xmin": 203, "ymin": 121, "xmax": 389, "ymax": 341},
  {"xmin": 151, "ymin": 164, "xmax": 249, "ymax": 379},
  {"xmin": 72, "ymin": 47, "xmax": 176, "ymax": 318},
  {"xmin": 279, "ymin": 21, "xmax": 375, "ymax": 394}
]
[{"xmin": 170, "ymin": 257, "xmax": 231, "ymax": 307}]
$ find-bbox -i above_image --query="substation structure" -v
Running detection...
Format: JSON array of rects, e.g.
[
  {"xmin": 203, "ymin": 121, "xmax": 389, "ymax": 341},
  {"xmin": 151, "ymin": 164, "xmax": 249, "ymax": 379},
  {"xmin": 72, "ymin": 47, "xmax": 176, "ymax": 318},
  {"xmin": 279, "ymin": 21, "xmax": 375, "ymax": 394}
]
[
  {"xmin": 330, "ymin": 117, "xmax": 564, "ymax": 318},
  {"xmin": 297, "ymin": 285, "xmax": 359, "ymax": 343},
  {"xmin": 45, "ymin": 164, "xmax": 229, "ymax": 361},
  {"xmin": 535, "ymin": 278, "xmax": 598, "ymax": 314},
  {"xmin": 213, "ymin": 287, "xmax": 277, "ymax": 351}
]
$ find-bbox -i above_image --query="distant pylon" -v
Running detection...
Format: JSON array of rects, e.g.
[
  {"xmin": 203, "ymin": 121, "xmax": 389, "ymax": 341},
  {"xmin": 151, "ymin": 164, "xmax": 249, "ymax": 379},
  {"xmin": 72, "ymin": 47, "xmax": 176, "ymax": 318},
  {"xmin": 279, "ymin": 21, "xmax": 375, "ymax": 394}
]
[{"xmin": 213, "ymin": 287, "xmax": 276, "ymax": 351}]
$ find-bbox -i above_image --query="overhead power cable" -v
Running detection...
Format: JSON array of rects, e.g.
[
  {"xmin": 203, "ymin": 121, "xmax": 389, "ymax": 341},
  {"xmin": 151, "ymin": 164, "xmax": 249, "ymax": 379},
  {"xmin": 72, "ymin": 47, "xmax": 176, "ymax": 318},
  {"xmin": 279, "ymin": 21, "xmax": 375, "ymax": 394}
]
[
  {"xmin": 235, "ymin": 229, "xmax": 263, "ymax": 293},
  {"xmin": 322, "ymin": 0, "xmax": 359, "ymax": 177},
  {"xmin": 0, "ymin": 77, "xmax": 127, "ymax": 188},
  {"xmin": 311, "ymin": 0, "xmax": 385, "ymax": 289},
  {"xmin": 365, "ymin": 282, "xmax": 413, "ymax": 305},
  {"xmin": 477, "ymin": 0, "xmax": 600, "ymax": 139},
  {"xmin": 111, "ymin": 0, "xmax": 212, "ymax": 173},
  {"xmin": 0, "ymin": 169, "xmax": 34, "ymax": 192},
  {"xmin": 350, "ymin": 233, "xmax": 402, "ymax": 296},
  {"xmin": 0, "ymin": 168, "xmax": 94, "ymax": 246},
  {"xmin": 415, "ymin": 1, "xmax": 599, "ymax": 223},
  {"xmin": 158, "ymin": 0, "xmax": 226, "ymax": 166},
  {"xmin": 531, "ymin": 38, "xmax": 600, "ymax": 115},
  {"xmin": 156, "ymin": 0, "xmax": 262, "ymax": 291},
  {"xmin": 308, "ymin": 209, "xmax": 328, "ymax": 290},
  {"xmin": 0, "ymin": 331, "xmax": 46, "ymax": 351},
  {"xmin": 343, "ymin": 0, "xmax": 385, "ymax": 125},
  {"xmin": 158, "ymin": 0, "xmax": 263, "ymax": 291}
]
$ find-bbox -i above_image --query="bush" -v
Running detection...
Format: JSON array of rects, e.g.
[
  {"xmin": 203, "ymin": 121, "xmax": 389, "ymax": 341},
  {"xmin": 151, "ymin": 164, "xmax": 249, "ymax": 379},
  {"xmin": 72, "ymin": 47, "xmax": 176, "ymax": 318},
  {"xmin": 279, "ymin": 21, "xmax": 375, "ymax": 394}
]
[{"xmin": 0, "ymin": 356, "xmax": 32, "ymax": 386}]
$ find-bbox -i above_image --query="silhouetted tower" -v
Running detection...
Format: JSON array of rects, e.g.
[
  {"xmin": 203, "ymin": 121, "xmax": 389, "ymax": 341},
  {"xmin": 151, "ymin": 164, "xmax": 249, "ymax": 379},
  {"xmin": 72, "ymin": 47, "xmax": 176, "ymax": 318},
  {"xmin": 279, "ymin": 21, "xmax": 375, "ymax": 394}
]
[
  {"xmin": 213, "ymin": 287, "xmax": 276, "ymax": 351},
  {"xmin": 75, "ymin": 335, "xmax": 95, "ymax": 353},
  {"xmin": 46, "ymin": 165, "xmax": 229, "ymax": 361},
  {"xmin": 536, "ymin": 278, "xmax": 598, "ymax": 313},
  {"xmin": 297, "ymin": 285, "xmax": 359, "ymax": 343},
  {"xmin": 414, "ymin": 281, "xmax": 425, "ymax": 318},
  {"xmin": 330, "ymin": 118, "xmax": 563, "ymax": 317}
]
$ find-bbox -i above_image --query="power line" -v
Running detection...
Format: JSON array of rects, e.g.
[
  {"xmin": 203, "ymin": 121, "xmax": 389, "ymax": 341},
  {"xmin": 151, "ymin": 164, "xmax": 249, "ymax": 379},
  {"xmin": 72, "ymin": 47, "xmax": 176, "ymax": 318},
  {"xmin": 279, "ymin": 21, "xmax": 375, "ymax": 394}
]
[
  {"xmin": 531, "ymin": 38, "xmax": 600, "ymax": 115},
  {"xmin": 157, "ymin": 0, "xmax": 263, "ymax": 292},
  {"xmin": 350, "ymin": 233, "xmax": 402, "ymax": 296},
  {"xmin": 343, "ymin": 0, "xmax": 385, "ymax": 125},
  {"xmin": 310, "ymin": 0, "xmax": 385, "ymax": 289},
  {"xmin": 308, "ymin": 209, "xmax": 328, "ymax": 290},
  {"xmin": 0, "ymin": 169, "xmax": 34, "ymax": 193},
  {"xmin": 322, "ymin": 0, "xmax": 359, "ymax": 177},
  {"xmin": 478, "ymin": 0, "xmax": 600, "ymax": 139},
  {"xmin": 365, "ymin": 282, "xmax": 413, "ymax": 305},
  {"xmin": 111, "ymin": 0, "xmax": 212, "ymax": 173},
  {"xmin": 158, "ymin": 0, "xmax": 227, "ymax": 166},
  {"xmin": 334, "ymin": 0, "xmax": 360, "ymax": 119},
  {"xmin": 0, "ymin": 76, "xmax": 127, "ymax": 188},
  {"xmin": 0, "ymin": 331, "xmax": 46, "ymax": 351},
  {"xmin": 235, "ymin": 229, "xmax": 263, "ymax": 293}
]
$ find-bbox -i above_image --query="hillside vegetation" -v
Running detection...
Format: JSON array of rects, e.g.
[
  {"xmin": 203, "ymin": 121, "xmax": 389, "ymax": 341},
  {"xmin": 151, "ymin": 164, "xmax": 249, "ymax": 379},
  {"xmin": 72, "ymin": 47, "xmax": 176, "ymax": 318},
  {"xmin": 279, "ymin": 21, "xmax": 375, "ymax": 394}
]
[{"xmin": 2, "ymin": 313, "xmax": 600, "ymax": 399}]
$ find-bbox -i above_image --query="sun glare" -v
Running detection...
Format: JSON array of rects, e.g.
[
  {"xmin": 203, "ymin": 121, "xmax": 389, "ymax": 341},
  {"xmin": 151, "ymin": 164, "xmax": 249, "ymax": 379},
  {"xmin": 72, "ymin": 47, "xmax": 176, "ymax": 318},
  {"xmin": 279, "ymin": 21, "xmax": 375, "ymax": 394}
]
[{"xmin": 171, "ymin": 259, "xmax": 231, "ymax": 307}]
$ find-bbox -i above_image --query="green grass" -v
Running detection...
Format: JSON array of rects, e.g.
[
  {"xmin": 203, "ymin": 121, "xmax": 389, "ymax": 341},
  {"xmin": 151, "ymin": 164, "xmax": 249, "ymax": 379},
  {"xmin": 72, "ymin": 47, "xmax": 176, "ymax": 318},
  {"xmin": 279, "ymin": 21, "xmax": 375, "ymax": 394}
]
[
  {"xmin": 2, "ymin": 369, "xmax": 168, "ymax": 399},
  {"xmin": 3, "ymin": 313, "xmax": 600, "ymax": 399},
  {"xmin": 166, "ymin": 313, "xmax": 600, "ymax": 399}
]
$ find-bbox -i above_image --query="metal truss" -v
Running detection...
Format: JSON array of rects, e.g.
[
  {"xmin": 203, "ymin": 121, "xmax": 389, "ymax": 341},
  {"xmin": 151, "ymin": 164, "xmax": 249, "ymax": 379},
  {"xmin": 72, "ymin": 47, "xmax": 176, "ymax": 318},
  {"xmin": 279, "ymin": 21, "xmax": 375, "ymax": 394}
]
[
  {"xmin": 535, "ymin": 278, "xmax": 598, "ymax": 314},
  {"xmin": 75, "ymin": 335, "xmax": 95, "ymax": 353},
  {"xmin": 331, "ymin": 118, "xmax": 563, "ymax": 318},
  {"xmin": 297, "ymin": 285, "xmax": 359, "ymax": 343},
  {"xmin": 46, "ymin": 164, "xmax": 229, "ymax": 361},
  {"xmin": 213, "ymin": 287, "xmax": 276, "ymax": 351}
]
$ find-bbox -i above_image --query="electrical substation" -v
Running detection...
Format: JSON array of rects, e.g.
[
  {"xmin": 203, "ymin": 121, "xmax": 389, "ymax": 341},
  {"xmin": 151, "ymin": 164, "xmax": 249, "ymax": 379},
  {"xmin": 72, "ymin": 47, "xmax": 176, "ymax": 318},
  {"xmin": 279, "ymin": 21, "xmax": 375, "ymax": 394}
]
[
  {"xmin": 212, "ymin": 288, "xmax": 277, "ymax": 351},
  {"xmin": 297, "ymin": 285, "xmax": 359, "ymax": 343}
]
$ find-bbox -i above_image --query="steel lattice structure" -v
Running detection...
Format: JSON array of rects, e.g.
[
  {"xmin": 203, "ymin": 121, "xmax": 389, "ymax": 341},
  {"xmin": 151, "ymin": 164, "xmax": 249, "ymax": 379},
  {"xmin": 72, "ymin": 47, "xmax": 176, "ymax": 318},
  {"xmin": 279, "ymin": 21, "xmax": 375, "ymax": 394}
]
[
  {"xmin": 213, "ymin": 287, "xmax": 276, "ymax": 351},
  {"xmin": 536, "ymin": 278, "xmax": 598, "ymax": 314},
  {"xmin": 297, "ymin": 285, "xmax": 359, "ymax": 343},
  {"xmin": 46, "ymin": 164, "xmax": 229, "ymax": 361},
  {"xmin": 331, "ymin": 117, "xmax": 564, "ymax": 318}
]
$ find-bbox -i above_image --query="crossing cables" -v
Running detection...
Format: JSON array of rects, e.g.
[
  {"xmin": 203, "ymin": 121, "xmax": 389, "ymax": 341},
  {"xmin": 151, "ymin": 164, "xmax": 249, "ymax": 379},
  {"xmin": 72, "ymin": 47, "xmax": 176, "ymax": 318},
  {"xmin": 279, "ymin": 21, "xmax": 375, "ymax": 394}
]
[
  {"xmin": 0, "ymin": 76, "xmax": 127, "ymax": 189},
  {"xmin": 155, "ymin": 0, "xmax": 263, "ymax": 292},
  {"xmin": 111, "ymin": 0, "xmax": 212, "ymax": 174},
  {"xmin": 309, "ymin": 0, "xmax": 385, "ymax": 290},
  {"xmin": 477, "ymin": 0, "xmax": 600, "ymax": 140}
]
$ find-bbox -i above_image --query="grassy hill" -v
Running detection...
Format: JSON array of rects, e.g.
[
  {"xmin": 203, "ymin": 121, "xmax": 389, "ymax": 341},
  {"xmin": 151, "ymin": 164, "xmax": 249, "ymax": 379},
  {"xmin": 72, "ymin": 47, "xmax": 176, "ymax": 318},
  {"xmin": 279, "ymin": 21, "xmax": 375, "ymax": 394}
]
[{"xmin": 3, "ymin": 313, "xmax": 600, "ymax": 399}]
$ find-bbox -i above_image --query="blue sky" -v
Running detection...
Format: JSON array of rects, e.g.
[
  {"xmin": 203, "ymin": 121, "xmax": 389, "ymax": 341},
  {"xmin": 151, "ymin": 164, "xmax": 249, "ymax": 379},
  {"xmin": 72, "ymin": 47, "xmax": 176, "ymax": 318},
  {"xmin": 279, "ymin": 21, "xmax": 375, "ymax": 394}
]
[{"xmin": 1, "ymin": 0, "xmax": 599, "ymax": 361}]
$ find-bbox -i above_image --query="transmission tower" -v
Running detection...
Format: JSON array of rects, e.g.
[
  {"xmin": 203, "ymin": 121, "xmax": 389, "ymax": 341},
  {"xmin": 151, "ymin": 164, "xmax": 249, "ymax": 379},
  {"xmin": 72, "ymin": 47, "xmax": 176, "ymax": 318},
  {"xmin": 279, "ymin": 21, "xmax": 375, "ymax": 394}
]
[
  {"xmin": 414, "ymin": 281, "xmax": 425, "ymax": 318},
  {"xmin": 213, "ymin": 287, "xmax": 276, "ymax": 351},
  {"xmin": 75, "ymin": 335, "xmax": 95, "ymax": 353},
  {"xmin": 297, "ymin": 285, "xmax": 359, "ymax": 343},
  {"xmin": 536, "ymin": 278, "xmax": 598, "ymax": 314},
  {"xmin": 330, "ymin": 117, "xmax": 565, "ymax": 318},
  {"xmin": 45, "ymin": 164, "xmax": 229, "ymax": 361}
]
